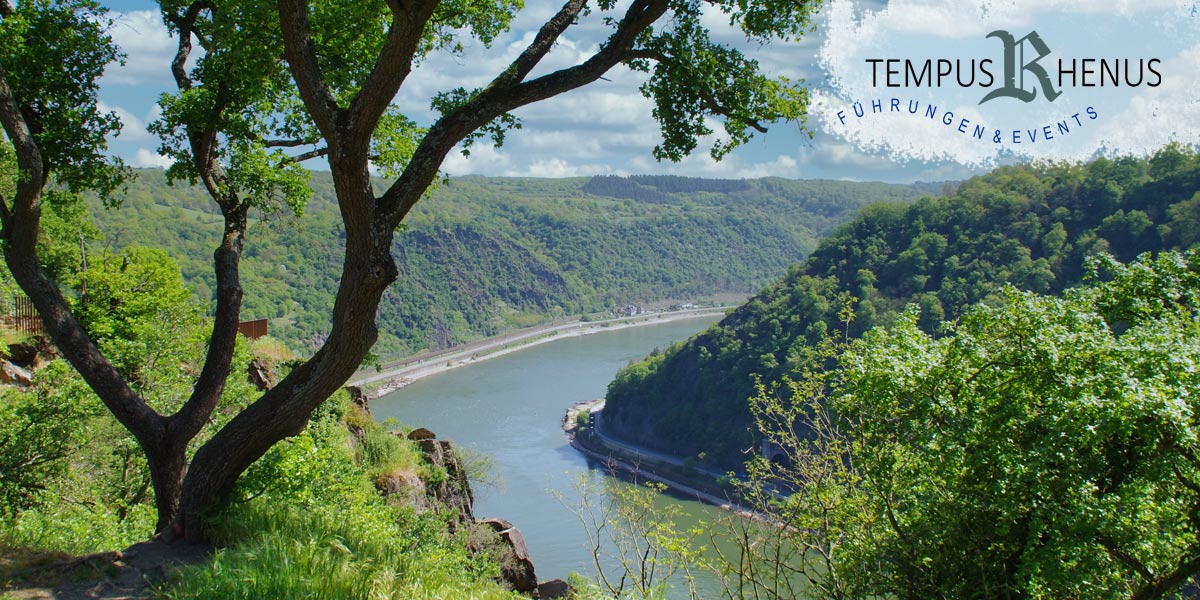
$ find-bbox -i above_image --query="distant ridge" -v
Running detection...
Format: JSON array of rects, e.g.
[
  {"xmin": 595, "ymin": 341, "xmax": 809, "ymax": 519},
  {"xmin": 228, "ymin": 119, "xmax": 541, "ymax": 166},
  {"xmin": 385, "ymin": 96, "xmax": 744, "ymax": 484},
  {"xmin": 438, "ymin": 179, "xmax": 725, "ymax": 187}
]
[{"xmin": 93, "ymin": 170, "xmax": 934, "ymax": 358}]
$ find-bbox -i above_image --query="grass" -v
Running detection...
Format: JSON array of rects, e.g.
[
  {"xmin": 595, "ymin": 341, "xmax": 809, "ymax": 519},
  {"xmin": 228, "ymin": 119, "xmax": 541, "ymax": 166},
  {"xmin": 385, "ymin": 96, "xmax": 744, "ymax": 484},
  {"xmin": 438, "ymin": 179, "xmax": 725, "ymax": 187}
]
[
  {"xmin": 248, "ymin": 336, "xmax": 298, "ymax": 362},
  {"xmin": 156, "ymin": 393, "xmax": 518, "ymax": 600},
  {"xmin": 158, "ymin": 503, "xmax": 518, "ymax": 600}
]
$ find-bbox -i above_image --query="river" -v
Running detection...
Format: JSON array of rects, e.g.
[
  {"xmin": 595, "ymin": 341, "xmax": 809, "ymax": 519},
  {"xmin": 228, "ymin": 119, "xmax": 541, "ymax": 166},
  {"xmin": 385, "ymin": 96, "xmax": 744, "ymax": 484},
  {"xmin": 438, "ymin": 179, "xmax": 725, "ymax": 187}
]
[{"xmin": 371, "ymin": 315, "xmax": 730, "ymax": 597}]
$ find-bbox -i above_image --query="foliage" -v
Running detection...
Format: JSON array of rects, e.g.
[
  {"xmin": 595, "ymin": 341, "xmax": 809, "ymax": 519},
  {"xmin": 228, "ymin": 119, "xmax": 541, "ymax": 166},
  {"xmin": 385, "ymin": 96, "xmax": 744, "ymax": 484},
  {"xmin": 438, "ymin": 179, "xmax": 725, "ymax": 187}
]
[
  {"xmin": 0, "ymin": 363, "xmax": 96, "ymax": 516},
  {"xmin": 560, "ymin": 475, "xmax": 706, "ymax": 600},
  {"xmin": 0, "ymin": 247, "xmax": 257, "ymax": 554},
  {"xmin": 738, "ymin": 251, "xmax": 1200, "ymax": 600},
  {"xmin": 606, "ymin": 148, "xmax": 1200, "ymax": 468},
  {"xmin": 0, "ymin": 0, "xmax": 126, "ymax": 195}
]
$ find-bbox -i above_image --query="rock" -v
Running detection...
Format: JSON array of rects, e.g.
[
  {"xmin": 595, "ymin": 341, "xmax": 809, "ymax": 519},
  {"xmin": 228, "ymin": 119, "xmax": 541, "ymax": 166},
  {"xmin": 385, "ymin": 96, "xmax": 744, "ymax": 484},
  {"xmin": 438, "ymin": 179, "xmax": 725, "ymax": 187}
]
[
  {"xmin": 376, "ymin": 470, "xmax": 426, "ymax": 508},
  {"xmin": 7, "ymin": 341, "xmax": 37, "ymax": 366},
  {"xmin": 33, "ymin": 336, "xmax": 59, "ymax": 369},
  {"xmin": 479, "ymin": 518, "xmax": 538, "ymax": 593},
  {"xmin": 0, "ymin": 360, "xmax": 33, "ymax": 387},
  {"xmin": 417, "ymin": 436, "xmax": 476, "ymax": 529},
  {"xmin": 537, "ymin": 579, "xmax": 570, "ymax": 599},
  {"xmin": 6, "ymin": 337, "xmax": 59, "ymax": 371},
  {"xmin": 346, "ymin": 385, "xmax": 370, "ymax": 413},
  {"xmin": 247, "ymin": 357, "xmax": 278, "ymax": 391},
  {"xmin": 407, "ymin": 427, "xmax": 437, "ymax": 441}
]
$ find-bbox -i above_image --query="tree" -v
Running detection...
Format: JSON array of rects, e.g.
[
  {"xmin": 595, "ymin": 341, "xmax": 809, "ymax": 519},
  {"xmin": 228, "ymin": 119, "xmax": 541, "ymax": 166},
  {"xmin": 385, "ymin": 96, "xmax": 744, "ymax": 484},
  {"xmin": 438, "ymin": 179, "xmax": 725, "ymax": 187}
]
[
  {"xmin": 743, "ymin": 251, "xmax": 1200, "ymax": 600},
  {"xmin": 0, "ymin": 0, "xmax": 818, "ymax": 540}
]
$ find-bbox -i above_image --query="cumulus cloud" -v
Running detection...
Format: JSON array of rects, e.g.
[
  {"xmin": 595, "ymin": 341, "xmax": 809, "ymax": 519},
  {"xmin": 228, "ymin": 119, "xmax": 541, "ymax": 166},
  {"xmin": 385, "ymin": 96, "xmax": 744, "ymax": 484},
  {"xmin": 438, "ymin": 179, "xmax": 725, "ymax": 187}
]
[
  {"xmin": 132, "ymin": 148, "xmax": 172, "ymax": 169},
  {"xmin": 1093, "ymin": 42, "xmax": 1200, "ymax": 155},
  {"xmin": 801, "ymin": 140, "xmax": 906, "ymax": 171},
  {"xmin": 102, "ymin": 11, "xmax": 180, "ymax": 87},
  {"xmin": 513, "ymin": 158, "xmax": 617, "ymax": 178},
  {"xmin": 99, "ymin": 102, "xmax": 154, "ymax": 141},
  {"xmin": 440, "ymin": 144, "xmax": 511, "ymax": 176}
]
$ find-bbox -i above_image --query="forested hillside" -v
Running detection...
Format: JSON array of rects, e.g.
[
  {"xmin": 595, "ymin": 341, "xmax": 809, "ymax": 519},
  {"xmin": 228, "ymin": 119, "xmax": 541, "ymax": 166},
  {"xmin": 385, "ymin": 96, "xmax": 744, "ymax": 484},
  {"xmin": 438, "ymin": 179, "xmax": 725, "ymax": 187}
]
[
  {"xmin": 604, "ymin": 146, "xmax": 1200, "ymax": 468},
  {"xmin": 91, "ymin": 171, "xmax": 927, "ymax": 357}
]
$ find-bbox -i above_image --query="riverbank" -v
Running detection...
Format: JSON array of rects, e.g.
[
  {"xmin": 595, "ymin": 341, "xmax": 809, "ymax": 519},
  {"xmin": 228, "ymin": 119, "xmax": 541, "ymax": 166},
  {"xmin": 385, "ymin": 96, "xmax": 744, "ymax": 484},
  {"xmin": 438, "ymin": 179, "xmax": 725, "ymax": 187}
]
[
  {"xmin": 349, "ymin": 307, "xmax": 730, "ymax": 398},
  {"xmin": 564, "ymin": 400, "xmax": 758, "ymax": 519}
]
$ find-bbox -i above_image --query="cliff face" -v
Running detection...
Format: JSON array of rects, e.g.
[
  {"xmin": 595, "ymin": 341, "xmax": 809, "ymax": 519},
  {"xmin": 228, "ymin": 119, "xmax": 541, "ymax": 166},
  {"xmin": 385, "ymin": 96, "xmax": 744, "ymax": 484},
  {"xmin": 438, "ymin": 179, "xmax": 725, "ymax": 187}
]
[{"xmin": 371, "ymin": 426, "xmax": 553, "ymax": 597}]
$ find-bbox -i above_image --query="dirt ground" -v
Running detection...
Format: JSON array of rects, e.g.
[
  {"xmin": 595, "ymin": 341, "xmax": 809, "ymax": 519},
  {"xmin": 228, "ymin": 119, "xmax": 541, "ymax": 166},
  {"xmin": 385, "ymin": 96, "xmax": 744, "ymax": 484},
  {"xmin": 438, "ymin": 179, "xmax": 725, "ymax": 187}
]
[{"xmin": 0, "ymin": 541, "xmax": 210, "ymax": 600}]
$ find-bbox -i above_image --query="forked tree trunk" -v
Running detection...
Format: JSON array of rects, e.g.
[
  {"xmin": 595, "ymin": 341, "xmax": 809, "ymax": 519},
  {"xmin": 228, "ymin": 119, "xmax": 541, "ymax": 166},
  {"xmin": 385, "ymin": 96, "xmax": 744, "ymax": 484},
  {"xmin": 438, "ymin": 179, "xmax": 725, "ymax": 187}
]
[
  {"xmin": 171, "ymin": 174, "xmax": 399, "ymax": 540},
  {"xmin": 145, "ymin": 439, "xmax": 189, "ymax": 533}
]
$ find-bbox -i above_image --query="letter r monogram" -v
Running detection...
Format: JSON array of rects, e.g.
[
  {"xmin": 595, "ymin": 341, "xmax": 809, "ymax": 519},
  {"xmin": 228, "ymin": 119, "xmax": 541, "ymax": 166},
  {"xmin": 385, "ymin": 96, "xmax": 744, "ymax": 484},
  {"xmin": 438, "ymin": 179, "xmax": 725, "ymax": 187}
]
[{"xmin": 979, "ymin": 30, "xmax": 1061, "ymax": 104}]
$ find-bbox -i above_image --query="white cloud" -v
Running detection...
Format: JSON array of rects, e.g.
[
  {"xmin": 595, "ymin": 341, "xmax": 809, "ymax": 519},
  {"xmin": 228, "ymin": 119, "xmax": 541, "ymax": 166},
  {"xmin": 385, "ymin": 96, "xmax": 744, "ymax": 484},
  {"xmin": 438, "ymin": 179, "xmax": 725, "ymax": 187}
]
[
  {"xmin": 440, "ymin": 144, "xmax": 511, "ymax": 176},
  {"xmin": 132, "ymin": 148, "xmax": 172, "ymax": 169},
  {"xmin": 1095, "ymin": 42, "xmax": 1200, "ymax": 155},
  {"xmin": 801, "ymin": 140, "xmax": 904, "ymax": 171},
  {"xmin": 512, "ymin": 158, "xmax": 615, "ymax": 178},
  {"xmin": 99, "ymin": 102, "xmax": 153, "ymax": 141},
  {"xmin": 625, "ymin": 149, "xmax": 804, "ymax": 179},
  {"xmin": 102, "ymin": 11, "xmax": 180, "ymax": 87},
  {"xmin": 825, "ymin": 0, "xmax": 1193, "ymax": 43}
]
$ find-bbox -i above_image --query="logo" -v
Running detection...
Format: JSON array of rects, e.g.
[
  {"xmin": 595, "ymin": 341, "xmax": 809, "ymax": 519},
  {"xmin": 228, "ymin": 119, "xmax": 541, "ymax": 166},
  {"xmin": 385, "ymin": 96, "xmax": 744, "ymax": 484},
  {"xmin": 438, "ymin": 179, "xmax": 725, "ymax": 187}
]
[
  {"xmin": 981, "ymin": 30, "xmax": 1060, "ymax": 104},
  {"xmin": 815, "ymin": 0, "xmax": 1198, "ymax": 168}
]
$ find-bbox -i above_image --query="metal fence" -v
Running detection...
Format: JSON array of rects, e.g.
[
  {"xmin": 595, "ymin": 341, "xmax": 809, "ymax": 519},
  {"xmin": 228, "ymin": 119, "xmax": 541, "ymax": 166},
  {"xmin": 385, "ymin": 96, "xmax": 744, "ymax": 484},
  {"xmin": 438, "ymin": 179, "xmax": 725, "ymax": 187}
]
[{"xmin": 3, "ymin": 295, "xmax": 45, "ymax": 338}]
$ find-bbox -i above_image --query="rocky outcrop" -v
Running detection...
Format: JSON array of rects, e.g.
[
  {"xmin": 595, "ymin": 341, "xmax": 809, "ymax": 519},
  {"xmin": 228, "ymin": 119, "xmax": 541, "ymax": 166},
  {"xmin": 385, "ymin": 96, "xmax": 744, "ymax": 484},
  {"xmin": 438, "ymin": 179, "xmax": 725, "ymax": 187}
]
[
  {"xmin": 537, "ymin": 579, "xmax": 570, "ymax": 599},
  {"xmin": 375, "ymin": 470, "xmax": 426, "ymax": 508},
  {"xmin": 1, "ymin": 337, "xmax": 60, "ymax": 386},
  {"xmin": 346, "ymin": 385, "xmax": 370, "ymax": 413},
  {"xmin": 407, "ymin": 427, "xmax": 436, "ymax": 442},
  {"xmin": 408, "ymin": 429, "xmax": 475, "ymax": 529},
  {"xmin": 0, "ymin": 359, "xmax": 32, "ymax": 387},
  {"xmin": 479, "ymin": 518, "xmax": 538, "ymax": 593},
  {"xmin": 372, "ymin": 426, "xmax": 560, "ymax": 597},
  {"xmin": 7, "ymin": 341, "xmax": 38, "ymax": 365}
]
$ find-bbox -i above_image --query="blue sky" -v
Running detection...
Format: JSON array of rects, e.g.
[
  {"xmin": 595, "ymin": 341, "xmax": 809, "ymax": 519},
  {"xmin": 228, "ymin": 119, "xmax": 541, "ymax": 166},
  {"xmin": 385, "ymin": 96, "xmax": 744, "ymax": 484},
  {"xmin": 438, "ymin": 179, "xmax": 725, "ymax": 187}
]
[{"xmin": 94, "ymin": 1, "xmax": 1198, "ymax": 183}]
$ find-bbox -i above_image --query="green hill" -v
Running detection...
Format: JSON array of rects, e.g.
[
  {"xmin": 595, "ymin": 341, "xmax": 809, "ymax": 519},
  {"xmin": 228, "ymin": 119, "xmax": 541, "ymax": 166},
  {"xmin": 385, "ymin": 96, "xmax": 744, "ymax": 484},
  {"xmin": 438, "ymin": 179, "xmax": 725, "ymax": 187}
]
[
  {"xmin": 91, "ymin": 171, "xmax": 928, "ymax": 357},
  {"xmin": 603, "ymin": 147, "xmax": 1200, "ymax": 469}
]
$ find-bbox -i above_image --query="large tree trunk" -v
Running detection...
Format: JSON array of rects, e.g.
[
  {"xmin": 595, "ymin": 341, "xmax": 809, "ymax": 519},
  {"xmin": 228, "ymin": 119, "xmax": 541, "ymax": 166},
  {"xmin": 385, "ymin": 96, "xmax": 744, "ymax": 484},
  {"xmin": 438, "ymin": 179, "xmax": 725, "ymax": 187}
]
[
  {"xmin": 171, "ymin": 164, "xmax": 397, "ymax": 541},
  {"xmin": 145, "ymin": 438, "xmax": 189, "ymax": 533}
]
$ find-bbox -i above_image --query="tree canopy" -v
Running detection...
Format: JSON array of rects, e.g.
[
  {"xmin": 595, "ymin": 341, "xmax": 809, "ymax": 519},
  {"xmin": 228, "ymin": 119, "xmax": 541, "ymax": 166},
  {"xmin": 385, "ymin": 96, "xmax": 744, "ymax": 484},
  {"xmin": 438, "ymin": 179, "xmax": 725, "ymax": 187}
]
[{"xmin": 741, "ymin": 250, "xmax": 1200, "ymax": 600}]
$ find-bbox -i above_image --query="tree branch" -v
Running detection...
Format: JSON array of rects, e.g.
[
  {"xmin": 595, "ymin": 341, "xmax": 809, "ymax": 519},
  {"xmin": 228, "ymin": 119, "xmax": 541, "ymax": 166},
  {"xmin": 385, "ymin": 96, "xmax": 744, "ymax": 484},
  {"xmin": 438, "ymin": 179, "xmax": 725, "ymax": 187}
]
[
  {"xmin": 263, "ymin": 137, "xmax": 321, "ymax": 148},
  {"xmin": 159, "ymin": 0, "xmax": 248, "ymax": 447},
  {"xmin": 1130, "ymin": 551, "xmax": 1200, "ymax": 600},
  {"xmin": 277, "ymin": 0, "xmax": 341, "ymax": 142},
  {"xmin": 698, "ymin": 87, "xmax": 768, "ymax": 133},
  {"xmin": 492, "ymin": 0, "xmax": 588, "ymax": 88},
  {"xmin": 282, "ymin": 146, "xmax": 329, "ymax": 165},
  {"xmin": 1098, "ymin": 535, "xmax": 1154, "ymax": 582},
  {"xmin": 0, "ymin": 64, "xmax": 163, "ymax": 445},
  {"xmin": 345, "ymin": 0, "xmax": 439, "ymax": 148},
  {"xmin": 628, "ymin": 47, "xmax": 769, "ymax": 133},
  {"xmin": 378, "ymin": 0, "xmax": 670, "ymax": 228},
  {"xmin": 164, "ymin": 1, "xmax": 209, "ymax": 92},
  {"xmin": 169, "ymin": 204, "xmax": 247, "ymax": 442}
]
